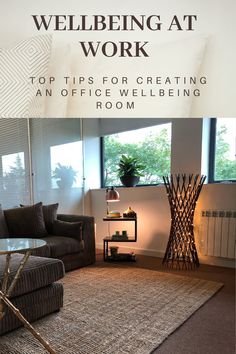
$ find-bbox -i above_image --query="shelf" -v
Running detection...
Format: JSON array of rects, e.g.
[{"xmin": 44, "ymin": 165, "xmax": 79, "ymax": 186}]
[
  {"xmin": 103, "ymin": 237, "xmax": 136, "ymax": 242},
  {"xmin": 103, "ymin": 215, "xmax": 137, "ymax": 262},
  {"xmin": 103, "ymin": 217, "xmax": 137, "ymax": 221},
  {"xmin": 106, "ymin": 253, "xmax": 136, "ymax": 262}
]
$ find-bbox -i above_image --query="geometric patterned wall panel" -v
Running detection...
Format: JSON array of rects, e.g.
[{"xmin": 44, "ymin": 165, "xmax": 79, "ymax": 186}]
[{"xmin": 0, "ymin": 34, "xmax": 52, "ymax": 118}]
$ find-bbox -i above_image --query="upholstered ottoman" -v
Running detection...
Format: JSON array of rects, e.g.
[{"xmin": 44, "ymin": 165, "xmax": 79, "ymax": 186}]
[{"xmin": 0, "ymin": 253, "xmax": 65, "ymax": 335}]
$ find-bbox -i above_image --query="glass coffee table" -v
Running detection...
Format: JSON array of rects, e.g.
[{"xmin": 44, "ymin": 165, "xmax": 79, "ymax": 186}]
[{"xmin": 0, "ymin": 238, "xmax": 56, "ymax": 354}]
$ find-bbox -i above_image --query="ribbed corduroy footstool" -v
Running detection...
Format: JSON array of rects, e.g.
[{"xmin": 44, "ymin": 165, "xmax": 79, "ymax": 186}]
[{"xmin": 0, "ymin": 253, "xmax": 65, "ymax": 335}]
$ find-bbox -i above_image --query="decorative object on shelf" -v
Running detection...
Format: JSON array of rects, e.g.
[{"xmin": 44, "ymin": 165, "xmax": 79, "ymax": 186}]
[
  {"xmin": 123, "ymin": 206, "xmax": 137, "ymax": 218},
  {"xmin": 112, "ymin": 231, "xmax": 128, "ymax": 240},
  {"xmin": 106, "ymin": 186, "xmax": 120, "ymax": 215},
  {"xmin": 107, "ymin": 211, "xmax": 121, "ymax": 218},
  {"xmin": 52, "ymin": 163, "xmax": 77, "ymax": 189},
  {"xmin": 162, "ymin": 174, "xmax": 206, "ymax": 270},
  {"xmin": 110, "ymin": 246, "xmax": 119, "ymax": 257},
  {"xmin": 103, "ymin": 217, "xmax": 137, "ymax": 262},
  {"xmin": 108, "ymin": 252, "xmax": 136, "ymax": 262},
  {"xmin": 117, "ymin": 155, "xmax": 144, "ymax": 187}
]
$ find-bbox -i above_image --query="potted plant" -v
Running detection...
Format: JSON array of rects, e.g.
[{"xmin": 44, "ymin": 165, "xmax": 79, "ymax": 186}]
[
  {"xmin": 117, "ymin": 155, "xmax": 144, "ymax": 187},
  {"xmin": 52, "ymin": 163, "xmax": 77, "ymax": 189}
]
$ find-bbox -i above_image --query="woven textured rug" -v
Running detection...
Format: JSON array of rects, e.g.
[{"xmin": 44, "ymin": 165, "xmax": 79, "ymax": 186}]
[{"xmin": 0, "ymin": 265, "xmax": 223, "ymax": 354}]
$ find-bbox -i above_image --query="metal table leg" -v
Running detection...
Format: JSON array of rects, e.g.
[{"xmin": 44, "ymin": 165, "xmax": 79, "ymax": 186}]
[{"xmin": 0, "ymin": 251, "xmax": 56, "ymax": 354}]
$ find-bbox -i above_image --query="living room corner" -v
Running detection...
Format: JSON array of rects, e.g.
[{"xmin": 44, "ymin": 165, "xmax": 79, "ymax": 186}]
[{"xmin": 0, "ymin": 117, "xmax": 235, "ymax": 354}]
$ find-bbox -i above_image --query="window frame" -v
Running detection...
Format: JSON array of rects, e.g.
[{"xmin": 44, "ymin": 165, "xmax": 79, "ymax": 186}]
[
  {"xmin": 208, "ymin": 118, "xmax": 216, "ymax": 183},
  {"xmin": 209, "ymin": 118, "xmax": 236, "ymax": 183},
  {"xmin": 100, "ymin": 137, "xmax": 106, "ymax": 188},
  {"xmin": 100, "ymin": 124, "xmax": 172, "ymax": 188}
]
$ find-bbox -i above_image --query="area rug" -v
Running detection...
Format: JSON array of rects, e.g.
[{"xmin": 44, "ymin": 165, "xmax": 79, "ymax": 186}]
[{"xmin": 0, "ymin": 265, "xmax": 223, "ymax": 354}]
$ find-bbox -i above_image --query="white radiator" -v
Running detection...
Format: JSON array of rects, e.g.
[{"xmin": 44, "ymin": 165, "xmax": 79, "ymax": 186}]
[{"xmin": 199, "ymin": 210, "xmax": 236, "ymax": 259}]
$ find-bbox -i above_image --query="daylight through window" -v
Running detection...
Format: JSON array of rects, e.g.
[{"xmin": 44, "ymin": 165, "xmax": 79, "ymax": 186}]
[
  {"xmin": 212, "ymin": 118, "xmax": 236, "ymax": 182},
  {"xmin": 50, "ymin": 141, "xmax": 83, "ymax": 189},
  {"xmin": 103, "ymin": 123, "xmax": 172, "ymax": 187}
]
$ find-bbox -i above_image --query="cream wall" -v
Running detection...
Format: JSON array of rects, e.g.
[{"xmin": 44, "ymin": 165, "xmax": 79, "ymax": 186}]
[{"xmin": 91, "ymin": 186, "xmax": 170, "ymax": 257}]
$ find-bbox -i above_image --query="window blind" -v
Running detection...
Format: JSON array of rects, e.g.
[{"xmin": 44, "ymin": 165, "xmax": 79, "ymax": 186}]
[
  {"xmin": 0, "ymin": 118, "xmax": 84, "ymax": 214},
  {"xmin": 30, "ymin": 118, "xmax": 84, "ymax": 214},
  {"xmin": 0, "ymin": 118, "xmax": 31, "ymax": 209}
]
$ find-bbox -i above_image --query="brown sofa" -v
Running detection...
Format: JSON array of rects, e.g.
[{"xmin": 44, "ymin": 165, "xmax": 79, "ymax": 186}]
[
  {"xmin": 52, "ymin": 213, "xmax": 96, "ymax": 271},
  {"xmin": 0, "ymin": 203, "xmax": 96, "ymax": 334},
  {"xmin": 1, "ymin": 203, "xmax": 96, "ymax": 272},
  {"xmin": 0, "ymin": 254, "xmax": 64, "ymax": 335}
]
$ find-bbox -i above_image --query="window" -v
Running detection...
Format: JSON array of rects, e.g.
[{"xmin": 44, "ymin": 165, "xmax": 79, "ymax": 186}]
[
  {"xmin": 2, "ymin": 152, "xmax": 25, "ymax": 176},
  {"xmin": 30, "ymin": 119, "xmax": 84, "ymax": 213},
  {"xmin": 209, "ymin": 118, "xmax": 236, "ymax": 182},
  {"xmin": 102, "ymin": 123, "xmax": 172, "ymax": 187},
  {"xmin": 0, "ymin": 119, "xmax": 31, "ymax": 208},
  {"xmin": 50, "ymin": 141, "xmax": 83, "ymax": 189},
  {"xmin": 0, "ymin": 118, "xmax": 84, "ymax": 213},
  {"xmin": 2, "ymin": 152, "xmax": 28, "ymax": 206}
]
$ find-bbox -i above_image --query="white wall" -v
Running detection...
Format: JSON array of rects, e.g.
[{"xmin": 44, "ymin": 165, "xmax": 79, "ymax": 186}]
[
  {"xmin": 98, "ymin": 118, "xmax": 171, "ymax": 136},
  {"xmin": 82, "ymin": 118, "xmax": 101, "ymax": 215},
  {"xmin": 171, "ymin": 118, "xmax": 203, "ymax": 174},
  {"xmin": 195, "ymin": 184, "xmax": 236, "ymax": 267}
]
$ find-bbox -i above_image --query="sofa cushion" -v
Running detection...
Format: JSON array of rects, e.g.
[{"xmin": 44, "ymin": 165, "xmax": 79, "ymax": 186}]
[
  {"xmin": 44, "ymin": 236, "xmax": 84, "ymax": 258},
  {"xmin": 4, "ymin": 202, "xmax": 47, "ymax": 238},
  {"xmin": 29, "ymin": 242, "xmax": 51, "ymax": 258},
  {"xmin": 0, "ymin": 204, "xmax": 9, "ymax": 238},
  {"xmin": 20, "ymin": 202, "xmax": 59, "ymax": 234},
  {"xmin": 0, "ymin": 282, "xmax": 63, "ymax": 335},
  {"xmin": 0, "ymin": 253, "xmax": 64, "ymax": 298},
  {"xmin": 53, "ymin": 219, "xmax": 83, "ymax": 241},
  {"xmin": 43, "ymin": 203, "xmax": 59, "ymax": 234}
]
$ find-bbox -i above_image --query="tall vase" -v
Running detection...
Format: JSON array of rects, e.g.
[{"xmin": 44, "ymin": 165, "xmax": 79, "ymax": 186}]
[{"xmin": 162, "ymin": 174, "xmax": 206, "ymax": 270}]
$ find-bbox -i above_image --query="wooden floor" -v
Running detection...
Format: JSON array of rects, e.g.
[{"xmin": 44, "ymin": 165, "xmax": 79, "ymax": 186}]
[{"xmin": 96, "ymin": 252, "xmax": 235, "ymax": 354}]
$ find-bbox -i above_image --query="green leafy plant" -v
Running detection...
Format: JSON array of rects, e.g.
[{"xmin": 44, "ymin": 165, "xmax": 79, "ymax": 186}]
[
  {"xmin": 103, "ymin": 126, "xmax": 171, "ymax": 186},
  {"xmin": 117, "ymin": 155, "xmax": 144, "ymax": 177}
]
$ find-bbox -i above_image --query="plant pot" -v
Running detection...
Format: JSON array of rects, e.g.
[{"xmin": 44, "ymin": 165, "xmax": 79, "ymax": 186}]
[
  {"xmin": 120, "ymin": 176, "xmax": 140, "ymax": 187},
  {"xmin": 56, "ymin": 178, "xmax": 74, "ymax": 189}
]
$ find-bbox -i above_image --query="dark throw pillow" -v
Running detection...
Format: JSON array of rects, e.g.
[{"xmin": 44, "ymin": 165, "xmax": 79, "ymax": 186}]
[
  {"xmin": 42, "ymin": 203, "xmax": 59, "ymax": 234},
  {"xmin": 4, "ymin": 202, "xmax": 47, "ymax": 238},
  {"xmin": 53, "ymin": 219, "xmax": 83, "ymax": 241},
  {"xmin": 20, "ymin": 202, "xmax": 59, "ymax": 234},
  {"xmin": 0, "ymin": 204, "xmax": 9, "ymax": 238}
]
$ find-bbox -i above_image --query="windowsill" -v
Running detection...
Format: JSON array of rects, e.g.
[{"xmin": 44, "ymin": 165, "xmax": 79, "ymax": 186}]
[
  {"xmin": 91, "ymin": 182, "xmax": 236, "ymax": 191},
  {"xmin": 91, "ymin": 185, "xmax": 165, "ymax": 191},
  {"xmin": 207, "ymin": 181, "xmax": 236, "ymax": 184}
]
